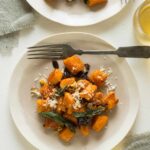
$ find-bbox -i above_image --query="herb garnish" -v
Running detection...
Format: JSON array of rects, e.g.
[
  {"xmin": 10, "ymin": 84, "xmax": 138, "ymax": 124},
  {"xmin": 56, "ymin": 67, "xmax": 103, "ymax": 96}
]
[
  {"xmin": 40, "ymin": 112, "xmax": 76, "ymax": 132},
  {"xmin": 73, "ymin": 106, "xmax": 105, "ymax": 118}
]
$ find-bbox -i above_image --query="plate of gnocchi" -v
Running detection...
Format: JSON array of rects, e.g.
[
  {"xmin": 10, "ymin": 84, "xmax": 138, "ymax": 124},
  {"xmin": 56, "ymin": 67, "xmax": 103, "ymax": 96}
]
[
  {"xmin": 26, "ymin": 0, "xmax": 130, "ymax": 26},
  {"xmin": 9, "ymin": 32, "xmax": 139, "ymax": 150}
]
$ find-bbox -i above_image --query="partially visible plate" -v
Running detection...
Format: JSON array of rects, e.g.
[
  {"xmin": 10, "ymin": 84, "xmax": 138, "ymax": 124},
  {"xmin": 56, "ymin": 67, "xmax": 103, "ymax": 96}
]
[
  {"xmin": 26, "ymin": 0, "xmax": 130, "ymax": 26},
  {"xmin": 9, "ymin": 32, "xmax": 139, "ymax": 150}
]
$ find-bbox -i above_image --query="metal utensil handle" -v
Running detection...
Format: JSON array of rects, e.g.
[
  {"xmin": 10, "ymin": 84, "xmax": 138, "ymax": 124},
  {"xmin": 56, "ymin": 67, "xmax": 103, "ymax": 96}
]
[
  {"xmin": 118, "ymin": 46, "xmax": 150, "ymax": 58},
  {"xmin": 79, "ymin": 50, "xmax": 117, "ymax": 55}
]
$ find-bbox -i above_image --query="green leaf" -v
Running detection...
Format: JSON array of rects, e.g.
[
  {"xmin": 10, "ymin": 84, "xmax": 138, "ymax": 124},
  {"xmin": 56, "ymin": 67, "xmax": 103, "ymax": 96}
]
[
  {"xmin": 73, "ymin": 106, "xmax": 105, "ymax": 118},
  {"xmin": 55, "ymin": 86, "xmax": 67, "ymax": 97},
  {"xmin": 40, "ymin": 112, "xmax": 75, "ymax": 132}
]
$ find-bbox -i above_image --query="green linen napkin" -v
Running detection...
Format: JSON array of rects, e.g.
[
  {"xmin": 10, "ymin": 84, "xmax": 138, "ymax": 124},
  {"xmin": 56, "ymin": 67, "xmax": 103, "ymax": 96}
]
[
  {"xmin": 123, "ymin": 133, "xmax": 150, "ymax": 150},
  {"xmin": 0, "ymin": 0, "xmax": 35, "ymax": 53}
]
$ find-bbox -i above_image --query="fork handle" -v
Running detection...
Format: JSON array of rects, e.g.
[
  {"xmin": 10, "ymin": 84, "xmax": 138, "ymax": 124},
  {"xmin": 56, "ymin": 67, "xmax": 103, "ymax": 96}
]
[
  {"xmin": 78, "ymin": 46, "xmax": 150, "ymax": 58},
  {"xmin": 117, "ymin": 46, "xmax": 150, "ymax": 58},
  {"xmin": 78, "ymin": 50, "xmax": 116, "ymax": 55}
]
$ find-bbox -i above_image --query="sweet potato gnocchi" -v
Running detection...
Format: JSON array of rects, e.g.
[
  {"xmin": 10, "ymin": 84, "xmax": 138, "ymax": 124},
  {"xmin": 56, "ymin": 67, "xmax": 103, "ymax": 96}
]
[
  {"xmin": 46, "ymin": 0, "xmax": 108, "ymax": 8},
  {"xmin": 31, "ymin": 55, "xmax": 119, "ymax": 142}
]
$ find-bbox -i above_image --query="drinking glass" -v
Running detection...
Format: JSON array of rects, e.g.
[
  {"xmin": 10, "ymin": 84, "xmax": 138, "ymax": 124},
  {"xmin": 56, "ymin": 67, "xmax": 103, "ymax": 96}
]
[{"xmin": 134, "ymin": 0, "xmax": 150, "ymax": 45}]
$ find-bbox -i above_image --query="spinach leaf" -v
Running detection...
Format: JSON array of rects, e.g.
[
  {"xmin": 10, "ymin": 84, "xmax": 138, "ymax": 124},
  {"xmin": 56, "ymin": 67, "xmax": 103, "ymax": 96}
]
[
  {"xmin": 73, "ymin": 106, "xmax": 105, "ymax": 118},
  {"xmin": 40, "ymin": 112, "xmax": 75, "ymax": 132}
]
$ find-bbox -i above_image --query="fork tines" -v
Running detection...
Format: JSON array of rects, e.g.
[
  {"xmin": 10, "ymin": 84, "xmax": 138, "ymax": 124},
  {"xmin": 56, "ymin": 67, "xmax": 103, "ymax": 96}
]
[{"xmin": 27, "ymin": 44, "xmax": 64, "ymax": 59}]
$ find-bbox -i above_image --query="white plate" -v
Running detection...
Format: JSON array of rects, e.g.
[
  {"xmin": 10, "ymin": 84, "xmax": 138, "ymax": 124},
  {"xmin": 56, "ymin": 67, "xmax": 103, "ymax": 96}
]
[
  {"xmin": 26, "ymin": 0, "xmax": 129, "ymax": 26},
  {"xmin": 9, "ymin": 32, "xmax": 139, "ymax": 150}
]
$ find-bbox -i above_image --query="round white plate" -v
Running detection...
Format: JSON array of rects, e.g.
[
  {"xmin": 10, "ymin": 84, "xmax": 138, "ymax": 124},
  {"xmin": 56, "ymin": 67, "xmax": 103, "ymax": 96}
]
[
  {"xmin": 9, "ymin": 32, "xmax": 139, "ymax": 150},
  {"xmin": 26, "ymin": 0, "xmax": 129, "ymax": 26}
]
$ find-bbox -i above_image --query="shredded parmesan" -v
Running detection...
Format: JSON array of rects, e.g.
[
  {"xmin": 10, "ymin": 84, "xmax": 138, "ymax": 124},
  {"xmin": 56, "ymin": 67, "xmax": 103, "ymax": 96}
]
[
  {"xmin": 73, "ymin": 99, "xmax": 81, "ymax": 110},
  {"xmin": 99, "ymin": 66, "xmax": 113, "ymax": 75},
  {"xmin": 47, "ymin": 98, "xmax": 58, "ymax": 109},
  {"xmin": 77, "ymin": 82, "xmax": 85, "ymax": 89},
  {"xmin": 105, "ymin": 81, "xmax": 117, "ymax": 92},
  {"xmin": 72, "ymin": 91, "xmax": 82, "ymax": 109},
  {"xmin": 70, "ymin": 82, "xmax": 77, "ymax": 88},
  {"xmin": 72, "ymin": 67, "xmax": 77, "ymax": 71},
  {"xmin": 99, "ymin": 66, "xmax": 106, "ymax": 72},
  {"xmin": 97, "ymin": 75, "xmax": 102, "ymax": 80},
  {"xmin": 106, "ymin": 67, "xmax": 113, "ymax": 75}
]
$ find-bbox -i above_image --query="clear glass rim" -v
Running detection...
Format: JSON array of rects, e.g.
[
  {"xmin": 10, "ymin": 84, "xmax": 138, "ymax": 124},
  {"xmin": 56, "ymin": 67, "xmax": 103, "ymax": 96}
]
[{"xmin": 134, "ymin": 1, "xmax": 150, "ymax": 39}]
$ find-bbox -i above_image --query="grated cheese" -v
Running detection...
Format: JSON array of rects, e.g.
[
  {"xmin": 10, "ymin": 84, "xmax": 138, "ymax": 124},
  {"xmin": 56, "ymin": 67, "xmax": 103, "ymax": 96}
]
[
  {"xmin": 73, "ymin": 99, "xmax": 81, "ymax": 110},
  {"xmin": 47, "ymin": 97, "xmax": 58, "ymax": 109},
  {"xmin": 72, "ymin": 91, "xmax": 82, "ymax": 109},
  {"xmin": 70, "ymin": 82, "xmax": 77, "ymax": 88},
  {"xmin": 77, "ymin": 82, "xmax": 85, "ymax": 89},
  {"xmin": 105, "ymin": 81, "xmax": 117, "ymax": 92},
  {"xmin": 97, "ymin": 75, "xmax": 103, "ymax": 80},
  {"xmin": 99, "ymin": 66, "xmax": 106, "ymax": 72},
  {"xmin": 106, "ymin": 67, "xmax": 113, "ymax": 75},
  {"xmin": 100, "ymin": 66, "xmax": 113, "ymax": 75},
  {"xmin": 72, "ymin": 67, "xmax": 77, "ymax": 71}
]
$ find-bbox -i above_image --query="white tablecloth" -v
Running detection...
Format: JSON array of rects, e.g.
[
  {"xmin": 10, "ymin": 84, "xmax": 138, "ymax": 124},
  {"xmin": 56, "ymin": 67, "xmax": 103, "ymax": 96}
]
[{"xmin": 0, "ymin": 0, "xmax": 150, "ymax": 149}]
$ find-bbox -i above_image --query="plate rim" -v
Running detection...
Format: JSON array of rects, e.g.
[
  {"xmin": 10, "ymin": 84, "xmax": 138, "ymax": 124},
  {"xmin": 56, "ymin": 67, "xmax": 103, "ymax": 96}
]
[
  {"xmin": 9, "ymin": 32, "xmax": 140, "ymax": 150},
  {"xmin": 26, "ymin": 0, "xmax": 130, "ymax": 26}
]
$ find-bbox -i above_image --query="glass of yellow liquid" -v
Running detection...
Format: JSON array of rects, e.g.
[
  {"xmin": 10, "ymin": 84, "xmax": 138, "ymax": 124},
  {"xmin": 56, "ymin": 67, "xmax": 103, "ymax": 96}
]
[{"xmin": 134, "ymin": 0, "xmax": 150, "ymax": 45}]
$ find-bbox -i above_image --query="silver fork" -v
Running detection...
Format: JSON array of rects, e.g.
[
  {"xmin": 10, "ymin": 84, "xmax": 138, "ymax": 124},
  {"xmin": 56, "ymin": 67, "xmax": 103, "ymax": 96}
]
[{"xmin": 27, "ymin": 44, "xmax": 150, "ymax": 59}]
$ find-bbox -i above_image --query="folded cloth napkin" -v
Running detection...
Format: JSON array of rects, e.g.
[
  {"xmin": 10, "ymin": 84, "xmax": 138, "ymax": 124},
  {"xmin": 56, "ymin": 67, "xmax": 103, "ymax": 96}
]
[
  {"xmin": 0, "ymin": 0, "xmax": 35, "ymax": 53},
  {"xmin": 123, "ymin": 133, "xmax": 150, "ymax": 150}
]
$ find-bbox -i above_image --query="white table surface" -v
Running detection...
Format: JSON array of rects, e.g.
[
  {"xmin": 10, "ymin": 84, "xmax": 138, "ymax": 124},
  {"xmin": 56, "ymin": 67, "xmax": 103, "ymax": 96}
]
[{"xmin": 0, "ymin": 0, "xmax": 150, "ymax": 149}]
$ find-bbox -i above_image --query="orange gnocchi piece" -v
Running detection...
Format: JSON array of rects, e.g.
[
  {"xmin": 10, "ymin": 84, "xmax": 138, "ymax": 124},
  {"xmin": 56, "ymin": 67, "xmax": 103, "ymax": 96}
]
[
  {"xmin": 92, "ymin": 92, "xmax": 105, "ymax": 105},
  {"xmin": 64, "ymin": 55, "xmax": 84, "ymax": 75},
  {"xmin": 80, "ymin": 84, "xmax": 97, "ymax": 101},
  {"xmin": 48, "ymin": 69, "xmax": 63, "ymax": 85},
  {"xmin": 40, "ymin": 84, "xmax": 53, "ymax": 99},
  {"xmin": 103, "ymin": 91, "xmax": 118, "ymax": 110},
  {"xmin": 89, "ymin": 70, "xmax": 108, "ymax": 87},
  {"xmin": 92, "ymin": 115, "xmax": 108, "ymax": 132},
  {"xmin": 60, "ymin": 77, "xmax": 76, "ymax": 89},
  {"xmin": 80, "ymin": 126, "xmax": 89, "ymax": 136},
  {"xmin": 56, "ymin": 97, "xmax": 66, "ymax": 113},
  {"xmin": 37, "ymin": 99, "xmax": 49, "ymax": 112},
  {"xmin": 77, "ymin": 79, "xmax": 90, "ymax": 90},
  {"xmin": 64, "ymin": 92, "xmax": 75, "ymax": 114},
  {"xmin": 87, "ymin": 0, "xmax": 107, "ymax": 7},
  {"xmin": 59, "ymin": 128, "xmax": 74, "ymax": 142}
]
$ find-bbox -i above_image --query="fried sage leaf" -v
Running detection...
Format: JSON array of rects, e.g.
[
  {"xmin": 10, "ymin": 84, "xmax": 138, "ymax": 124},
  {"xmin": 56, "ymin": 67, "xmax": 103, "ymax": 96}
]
[
  {"xmin": 40, "ymin": 112, "xmax": 75, "ymax": 132},
  {"xmin": 78, "ymin": 117, "xmax": 91, "ymax": 126},
  {"xmin": 55, "ymin": 87, "xmax": 67, "ymax": 97},
  {"xmin": 73, "ymin": 106, "xmax": 105, "ymax": 118}
]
